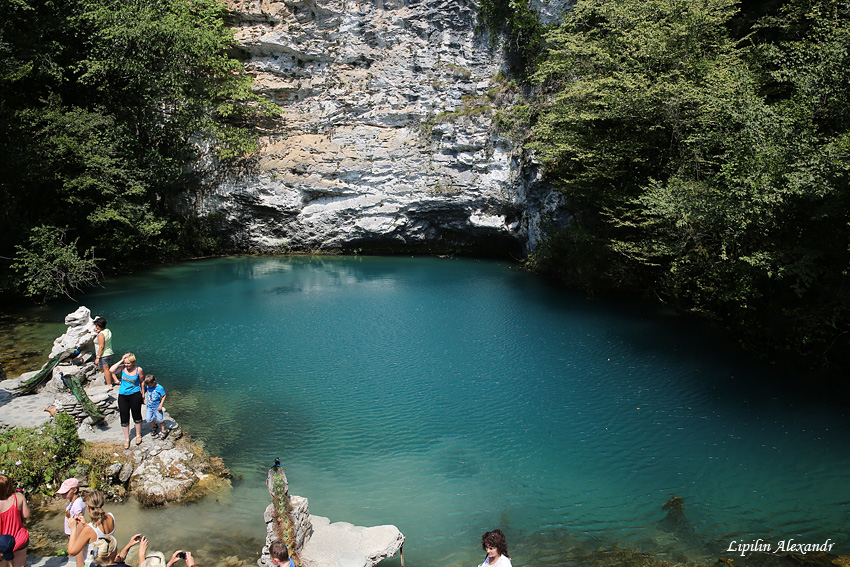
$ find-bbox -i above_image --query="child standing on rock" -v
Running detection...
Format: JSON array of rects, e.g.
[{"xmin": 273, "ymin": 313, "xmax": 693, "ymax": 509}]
[{"xmin": 143, "ymin": 375, "xmax": 167, "ymax": 439}]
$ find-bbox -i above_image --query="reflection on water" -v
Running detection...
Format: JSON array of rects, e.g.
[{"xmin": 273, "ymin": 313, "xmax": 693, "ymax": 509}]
[{"xmin": 6, "ymin": 256, "xmax": 850, "ymax": 566}]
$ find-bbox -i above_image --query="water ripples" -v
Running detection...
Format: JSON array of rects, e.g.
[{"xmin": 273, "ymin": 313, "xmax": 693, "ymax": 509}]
[{"xmin": 49, "ymin": 256, "xmax": 850, "ymax": 566}]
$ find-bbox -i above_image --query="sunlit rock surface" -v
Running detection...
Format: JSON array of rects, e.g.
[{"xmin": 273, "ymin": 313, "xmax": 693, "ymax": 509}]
[
  {"xmin": 259, "ymin": 467, "xmax": 404, "ymax": 567},
  {"xmin": 200, "ymin": 0, "xmax": 571, "ymax": 256}
]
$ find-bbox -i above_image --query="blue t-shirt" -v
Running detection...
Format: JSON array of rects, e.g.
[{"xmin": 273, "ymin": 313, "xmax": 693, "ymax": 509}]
[{"xmin": 145, "ymin": 384, "xmax": 165, "ymax": 408}]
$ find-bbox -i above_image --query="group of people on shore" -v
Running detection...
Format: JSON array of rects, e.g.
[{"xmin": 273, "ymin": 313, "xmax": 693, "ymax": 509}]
[
  {"xmin": 0, "ymin": 474, "xmax": 199, "ymax": 567},
  {"xmin": 60, "ymin": 476, "xmax": 196, "ymax": 567},
  {"xmin": 92, "ymin": 318, "xmax": 167, "ymax": 449},
  {"xmin": 3, "ymin": 471, "xmax": 515, "ymax": 567}
]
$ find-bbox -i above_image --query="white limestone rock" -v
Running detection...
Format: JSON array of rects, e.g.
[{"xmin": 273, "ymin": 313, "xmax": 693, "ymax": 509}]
[
  {"xmin": 301, "ymin": 516, "xmax": 404, "ymax": 567},
  {"xmin": 50, "ymin": 307, "xmax": 100, "ymax": 359},
  {"xmin": 64, "ymin": 306, "xmax": 91, "ymax": 327},
  {"xmin": 290, "ymin": 495, "xmax": 312, "ymax": 551},
  {"xmin": 200, "ymin": 0, "xmax": 570, "ymax": 257}
]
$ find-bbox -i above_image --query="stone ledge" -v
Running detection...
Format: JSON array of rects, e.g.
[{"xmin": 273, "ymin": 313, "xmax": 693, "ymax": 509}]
[{"xmin": 301, "ymin": 516, "xmax": 404, "ymax": 567}]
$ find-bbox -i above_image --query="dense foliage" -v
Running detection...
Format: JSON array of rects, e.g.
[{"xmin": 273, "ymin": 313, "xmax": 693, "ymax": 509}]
[
  {"xmin": 0, "ymin": 412, "xmax": 125, "ymax": 494},
  {"xmin": 477, "ymin": 0, "xmax": 547, "ymax": 77},
  {"xmin": 0, "ymin": 412, "xmax": 82, "ymax": 493},
  {"xmin": 0, "ymin": 0, "xmax": 271, "ymax": 300},
  {"xmin": 510, "ymin": 0, "xmax": 850, "ymax": 366}
]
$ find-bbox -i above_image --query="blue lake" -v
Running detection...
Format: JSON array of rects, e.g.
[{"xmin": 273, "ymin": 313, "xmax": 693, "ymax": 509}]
[{"xmin": 16, "ymin": 256, "xmax": 850, "ymax": 565}]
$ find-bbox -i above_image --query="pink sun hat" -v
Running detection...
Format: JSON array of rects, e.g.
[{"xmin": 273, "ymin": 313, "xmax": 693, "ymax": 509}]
[{"xmin": 56, "ymin": 478, "xmax": 79, "ymax": 494}]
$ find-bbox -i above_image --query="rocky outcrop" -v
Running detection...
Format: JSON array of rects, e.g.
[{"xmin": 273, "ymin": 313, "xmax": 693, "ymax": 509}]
[
  {"xmin": 197, "ymin": 0, "xmax": 571, "ymax": 256},
  {"xmin": 259, "ymin": 467, "xmax": 404, "ymax": 567},
  {"xmin": 128, "ymin": 439, "xmax": 218, "ymax": 506},
  {"xmin": 301, "ymin": 517, "xmax": 405, "ymax": 567},
  {"xmin": 49, "ymin": 306, "xmax": 99, "ymax": 359},
  {"xmin": 1, "ymin": 307, "xmax": 231, "ymax": 507}
]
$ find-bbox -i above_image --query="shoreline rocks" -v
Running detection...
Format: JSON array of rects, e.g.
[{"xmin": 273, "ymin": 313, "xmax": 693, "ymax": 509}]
[{"xmin": 0, "ymin": 307, "xmax": 231, "ymax": 508}]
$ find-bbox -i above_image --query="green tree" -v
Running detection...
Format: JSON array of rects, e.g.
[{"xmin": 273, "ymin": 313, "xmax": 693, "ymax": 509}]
[
  {"xmin": 0, "ymin": 0, "xmax": 273, "ymax": 298},
  {"xmin": 11, "ymin": 225, "xmax": 102, "ymax": 302},
  {"xmin": 478, "ymin": 0, "xmax": 547, "ymax": 77},
  {"xmin": 528, "ymin": 0, "xmax": 850, "ymax": 364}
]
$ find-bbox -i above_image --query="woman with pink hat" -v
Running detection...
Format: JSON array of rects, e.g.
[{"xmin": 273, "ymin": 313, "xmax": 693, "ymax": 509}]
[
  {"xmin": 58, "ymin": 477, "xmax": 86, "ymax": 564},
  {"xmin": 0, "ymin": 474, "xmax": 30, "ymax": 567}
]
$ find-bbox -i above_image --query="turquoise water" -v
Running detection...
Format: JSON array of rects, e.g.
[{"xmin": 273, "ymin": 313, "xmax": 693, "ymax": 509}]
[{"xmin": 20, "ymin": 256, "xmax": 850, "ymax": 565}]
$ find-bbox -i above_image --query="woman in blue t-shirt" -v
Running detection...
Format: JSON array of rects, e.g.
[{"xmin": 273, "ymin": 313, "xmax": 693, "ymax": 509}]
[{"xmin": 109, "ymin": 353, "xmax": 145, "ymax": 449}]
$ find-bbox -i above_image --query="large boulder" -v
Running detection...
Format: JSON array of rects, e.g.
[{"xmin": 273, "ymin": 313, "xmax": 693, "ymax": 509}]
[
  {"xmin": 130, "ymin": 446, "xmax": 205, "ymax": 506},
  {"xmin": 301, "ymin": 517, "xmax": 404, "ymax": 567},
  {"xmin": 49, "ymin": 307, "xmax": 99, "ymax": 359}
]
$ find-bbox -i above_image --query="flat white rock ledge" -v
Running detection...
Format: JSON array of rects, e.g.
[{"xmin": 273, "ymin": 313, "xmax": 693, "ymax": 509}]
[{"xmin": 301, "ymin": 516, "xmax": 404, "ymax": 567}]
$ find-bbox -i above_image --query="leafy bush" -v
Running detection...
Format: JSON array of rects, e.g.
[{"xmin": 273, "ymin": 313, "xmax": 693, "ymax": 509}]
[{"xmin": 0, "ymin": 412, "xmax": 83, "ymax": 493}]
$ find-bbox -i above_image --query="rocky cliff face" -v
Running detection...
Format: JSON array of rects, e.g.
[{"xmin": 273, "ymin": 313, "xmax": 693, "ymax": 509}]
[{"xmin": 199, "ymin": 0, "xmax": 570, "ymax": 257}]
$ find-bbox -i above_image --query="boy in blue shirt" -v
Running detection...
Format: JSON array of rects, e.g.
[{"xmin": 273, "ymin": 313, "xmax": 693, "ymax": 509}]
[
  {"xmin": 269, "ymin": 541, "xmax": 295, "ymax": 567},
  {"xmin": 143, "ymin": 374, "xmax": 167, "ymax": 439}
]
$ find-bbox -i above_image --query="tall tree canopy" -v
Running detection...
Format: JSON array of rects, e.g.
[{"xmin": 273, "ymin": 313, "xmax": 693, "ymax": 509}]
[
  {"xmin": 525, "ymin": 0, "xmax": 850, "ymax": 366},
  {"xmin": 0, "ymin": 0, "xmax": 269, "ymax": 300}
]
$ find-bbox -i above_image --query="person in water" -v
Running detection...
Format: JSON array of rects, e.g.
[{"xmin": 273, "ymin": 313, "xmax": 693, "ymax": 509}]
[
  {"xmin": 478, "ymin": 529, "xmax": 511, "ymax": 567},
  {"xmin": 110, "ymin": 353, "xmax": 145, "ymax": 448},
  {"xmin": 93, "ymin": 317, "xmax": 118, "ymax": 387}
]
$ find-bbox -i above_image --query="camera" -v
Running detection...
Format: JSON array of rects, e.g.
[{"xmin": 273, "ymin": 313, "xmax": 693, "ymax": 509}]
[{"xmin": 177, "ymin": 552, "xmax": 187, "ymax": 559}]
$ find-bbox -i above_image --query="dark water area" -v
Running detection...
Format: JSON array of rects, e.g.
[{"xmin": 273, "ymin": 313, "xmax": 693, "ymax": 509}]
[
  {"xmin": 2, "ymin": 256, "xmax": 848, "ymax": 567},
  {"xmin": 0, "ymin": 309, "xmax": 66, "ymax": 377}
]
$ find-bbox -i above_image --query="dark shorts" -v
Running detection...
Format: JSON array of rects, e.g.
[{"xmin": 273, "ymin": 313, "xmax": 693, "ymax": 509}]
[{"xmin": 99, "ymin": 354, "xmax": 114, "ymax": 368}]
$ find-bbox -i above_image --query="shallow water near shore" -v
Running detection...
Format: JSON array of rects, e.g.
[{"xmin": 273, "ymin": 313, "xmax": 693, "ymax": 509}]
[{"xmin": 6, "ymin": 256, "xmax": 850, "ymax": 566}]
